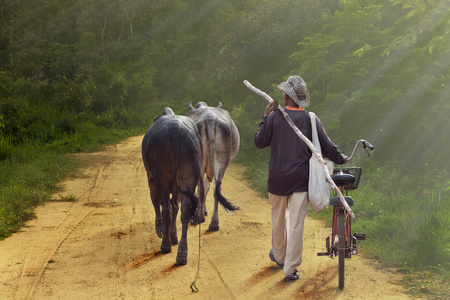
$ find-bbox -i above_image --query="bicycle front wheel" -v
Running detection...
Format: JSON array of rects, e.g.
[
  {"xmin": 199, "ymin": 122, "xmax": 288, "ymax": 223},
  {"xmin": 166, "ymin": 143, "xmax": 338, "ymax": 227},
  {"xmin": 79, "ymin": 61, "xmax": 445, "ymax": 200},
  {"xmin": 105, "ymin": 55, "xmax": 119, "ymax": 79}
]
[{"xmin": 338, "ymin": 208, "xmax": 345, "ymax": 289}]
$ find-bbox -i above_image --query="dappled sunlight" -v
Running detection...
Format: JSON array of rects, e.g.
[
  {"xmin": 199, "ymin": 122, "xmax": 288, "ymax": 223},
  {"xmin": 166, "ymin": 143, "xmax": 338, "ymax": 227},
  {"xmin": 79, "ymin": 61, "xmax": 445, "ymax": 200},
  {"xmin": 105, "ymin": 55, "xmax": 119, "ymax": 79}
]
[{"xmin": 0, "ymin": 0, "xmax": 448, "ymax": 297}]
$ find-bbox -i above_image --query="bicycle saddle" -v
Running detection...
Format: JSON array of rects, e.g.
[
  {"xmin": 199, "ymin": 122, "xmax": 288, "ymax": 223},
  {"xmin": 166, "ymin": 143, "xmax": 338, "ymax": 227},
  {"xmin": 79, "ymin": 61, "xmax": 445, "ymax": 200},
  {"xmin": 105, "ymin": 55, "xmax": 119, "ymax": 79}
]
[
  {"xmin": 330, "ymin": 196, "xmax": 354, "ymax": 207},
  {"xmin": 331, "ymin": 173, "xmax": 355, "ymax": 186}
]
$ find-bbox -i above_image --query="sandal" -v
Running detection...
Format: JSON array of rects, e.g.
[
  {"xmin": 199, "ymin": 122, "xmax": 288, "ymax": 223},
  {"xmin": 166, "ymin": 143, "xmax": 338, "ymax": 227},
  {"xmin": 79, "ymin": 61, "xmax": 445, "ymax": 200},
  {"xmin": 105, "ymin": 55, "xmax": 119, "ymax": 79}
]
[
  {"xmin": 284, "ymin": 271, "xmax": 300, "ymax": 282},
  {"xmin": 269, "ymin": 249, "xmax": 284, "ymax": 268}
]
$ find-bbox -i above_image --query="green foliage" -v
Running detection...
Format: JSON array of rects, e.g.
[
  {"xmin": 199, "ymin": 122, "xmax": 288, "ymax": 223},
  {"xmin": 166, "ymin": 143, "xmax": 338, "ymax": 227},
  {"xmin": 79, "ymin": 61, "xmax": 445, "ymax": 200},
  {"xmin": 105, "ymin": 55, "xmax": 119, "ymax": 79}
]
[
  {"xmin": 289, "ymin": 0, "xmax": 450, "ymax": 170},
  {"xmin": 352, "ymin": 162, "xmax": 450, "ymax": 269},
  {"xmin": 0, "ymin": 147, "xmax": 78, "ymax": 239},
  {"xmin": 0, "ymin": 182, "xmax": 37, "ymax": 238},
  {"xmin": 236, "ymin": 149, "xmax": 271, "ymax": 196}
]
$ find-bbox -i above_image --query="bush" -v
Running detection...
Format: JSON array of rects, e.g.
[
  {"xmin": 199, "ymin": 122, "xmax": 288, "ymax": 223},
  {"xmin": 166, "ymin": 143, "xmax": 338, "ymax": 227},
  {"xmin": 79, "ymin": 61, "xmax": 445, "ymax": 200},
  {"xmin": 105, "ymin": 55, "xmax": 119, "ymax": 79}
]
[{"xmin": 352, "ymin": 163, "xmax": 450, "ymax": 270}]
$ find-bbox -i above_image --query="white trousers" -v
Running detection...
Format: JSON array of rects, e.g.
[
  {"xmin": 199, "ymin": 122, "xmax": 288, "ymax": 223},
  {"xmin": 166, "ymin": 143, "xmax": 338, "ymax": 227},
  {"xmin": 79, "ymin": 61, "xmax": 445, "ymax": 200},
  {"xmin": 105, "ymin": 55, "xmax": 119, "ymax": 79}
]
[{"xmin": 269, "ymin": 192, "xmax": 309, "ymax": 274}]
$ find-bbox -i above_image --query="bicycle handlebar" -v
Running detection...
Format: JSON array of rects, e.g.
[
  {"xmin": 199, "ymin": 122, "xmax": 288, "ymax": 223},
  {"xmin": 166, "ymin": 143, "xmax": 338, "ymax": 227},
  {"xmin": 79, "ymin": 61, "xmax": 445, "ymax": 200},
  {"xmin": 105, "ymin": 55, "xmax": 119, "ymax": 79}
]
[
  {"xmin": 346, "ymin": 139, "xmax": 374, "ymax": 161},
  {"xmin": 362, "ymin": 140, "xmax": 374, "ymax": 150}
]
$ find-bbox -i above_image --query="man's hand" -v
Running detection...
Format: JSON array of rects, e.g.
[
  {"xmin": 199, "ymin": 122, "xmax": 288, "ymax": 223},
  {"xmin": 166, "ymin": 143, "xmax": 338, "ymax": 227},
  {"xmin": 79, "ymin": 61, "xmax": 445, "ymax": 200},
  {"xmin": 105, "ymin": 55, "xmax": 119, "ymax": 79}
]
[
  {"xmin": 264, "ymin": 100, "xmax": 279, "ymax": 117},
  {"xmin": 343, "ymin": 155, "xmax": 349, "ymax": 164}
]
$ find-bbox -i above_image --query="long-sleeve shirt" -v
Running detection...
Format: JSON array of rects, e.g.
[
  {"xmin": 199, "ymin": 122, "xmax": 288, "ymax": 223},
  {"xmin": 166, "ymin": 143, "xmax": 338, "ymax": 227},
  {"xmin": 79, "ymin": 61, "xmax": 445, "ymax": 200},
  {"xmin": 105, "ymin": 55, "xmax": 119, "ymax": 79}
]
[{"xmin": 255, "ymin": 106, "xmax": 346, "ymax": 196}]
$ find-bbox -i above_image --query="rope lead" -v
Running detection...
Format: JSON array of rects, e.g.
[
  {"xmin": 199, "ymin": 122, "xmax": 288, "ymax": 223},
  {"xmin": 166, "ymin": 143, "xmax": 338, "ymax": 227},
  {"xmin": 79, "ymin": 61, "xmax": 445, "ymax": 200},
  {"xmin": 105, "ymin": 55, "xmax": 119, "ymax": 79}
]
[{"xmin": 190, "ymin": 223, "xmax": 201, "ymax": 293}]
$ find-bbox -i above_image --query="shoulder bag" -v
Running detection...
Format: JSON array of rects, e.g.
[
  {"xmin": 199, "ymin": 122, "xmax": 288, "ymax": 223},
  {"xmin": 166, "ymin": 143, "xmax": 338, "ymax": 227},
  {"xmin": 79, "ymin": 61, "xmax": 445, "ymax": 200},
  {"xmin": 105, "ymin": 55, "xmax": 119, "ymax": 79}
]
[{"xmin": 308, "ymin": 112, "xmax": 332, "ymax": 213}]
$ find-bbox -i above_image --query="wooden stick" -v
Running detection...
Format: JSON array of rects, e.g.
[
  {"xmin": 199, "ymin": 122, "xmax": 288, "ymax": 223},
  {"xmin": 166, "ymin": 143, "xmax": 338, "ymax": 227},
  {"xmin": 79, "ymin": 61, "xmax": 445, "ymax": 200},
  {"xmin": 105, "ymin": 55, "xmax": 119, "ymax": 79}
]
[{"xmin": 243, "ymin": 80, "xmax": 356, "ymax": 221}]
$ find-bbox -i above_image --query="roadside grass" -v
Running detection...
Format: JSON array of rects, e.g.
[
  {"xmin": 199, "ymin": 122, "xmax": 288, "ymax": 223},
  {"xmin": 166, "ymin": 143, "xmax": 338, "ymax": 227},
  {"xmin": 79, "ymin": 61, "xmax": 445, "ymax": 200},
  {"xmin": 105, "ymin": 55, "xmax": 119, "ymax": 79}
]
[
  {"xmin": 238, "ymin": 152, "xmax": 450, "ymax": 298},
  {"xmin": 50, "ymin": 194, "xmax": 78, "ymax": 202},
  {"xmin": 0, "ymin": 146, "xmax": 78, "ymax": 239},
  {"xmin": 400, "ymin": 267, "xmax": 450, "ymax": 299}
]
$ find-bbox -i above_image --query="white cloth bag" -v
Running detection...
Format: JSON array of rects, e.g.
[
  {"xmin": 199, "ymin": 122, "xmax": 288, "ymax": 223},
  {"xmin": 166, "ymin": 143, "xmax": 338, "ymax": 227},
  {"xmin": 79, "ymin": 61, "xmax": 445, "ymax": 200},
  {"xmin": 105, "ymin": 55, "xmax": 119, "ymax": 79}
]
[{"xmin": 308, "ymin": 112, "xmax": 332, "ymax": 213}]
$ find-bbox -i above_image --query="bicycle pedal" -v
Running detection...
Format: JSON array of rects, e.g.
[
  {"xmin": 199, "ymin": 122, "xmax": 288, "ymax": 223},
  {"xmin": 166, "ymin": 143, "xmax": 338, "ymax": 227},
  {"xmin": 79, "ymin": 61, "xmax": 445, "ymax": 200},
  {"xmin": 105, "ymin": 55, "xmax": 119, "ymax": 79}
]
[
  {"xmin": 353, "ymin": 233, "xmax": 366, "ymax": 240},
  {"xmin": 317, "ymin": 252, "xmax": 329, "ymax": 256}
]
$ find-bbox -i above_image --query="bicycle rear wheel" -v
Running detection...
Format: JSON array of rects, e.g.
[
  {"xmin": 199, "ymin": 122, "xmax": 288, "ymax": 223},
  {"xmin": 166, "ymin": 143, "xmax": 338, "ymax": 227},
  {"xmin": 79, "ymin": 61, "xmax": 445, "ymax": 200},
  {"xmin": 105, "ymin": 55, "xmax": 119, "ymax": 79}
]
[{"xmin": 338, "ymin": 208, "xmax": 345, "ymax": 289}]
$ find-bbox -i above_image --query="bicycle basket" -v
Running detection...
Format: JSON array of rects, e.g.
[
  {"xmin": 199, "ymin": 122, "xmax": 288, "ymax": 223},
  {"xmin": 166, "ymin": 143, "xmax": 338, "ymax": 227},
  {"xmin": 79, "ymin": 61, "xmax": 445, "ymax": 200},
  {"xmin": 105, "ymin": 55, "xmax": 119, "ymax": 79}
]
[{"xmin": 332, "ymin": 167, "xmax": 362, "ymax": 190}]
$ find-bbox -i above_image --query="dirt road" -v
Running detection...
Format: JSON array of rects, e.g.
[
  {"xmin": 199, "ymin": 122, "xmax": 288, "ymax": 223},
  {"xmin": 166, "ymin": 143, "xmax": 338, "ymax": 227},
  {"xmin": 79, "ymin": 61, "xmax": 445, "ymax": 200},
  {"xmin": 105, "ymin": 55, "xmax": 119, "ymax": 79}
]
[{"xmin": 0, "ymin": 136, "xmax": 414, "ymax": 299}]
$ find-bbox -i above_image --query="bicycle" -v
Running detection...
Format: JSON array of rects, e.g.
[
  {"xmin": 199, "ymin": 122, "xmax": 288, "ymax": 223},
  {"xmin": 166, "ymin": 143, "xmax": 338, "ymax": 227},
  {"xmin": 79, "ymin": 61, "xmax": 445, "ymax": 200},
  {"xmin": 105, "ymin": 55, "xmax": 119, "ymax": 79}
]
[{"xmin": 317, "ymin": 139, "xmax": 374, "ymax": 290}]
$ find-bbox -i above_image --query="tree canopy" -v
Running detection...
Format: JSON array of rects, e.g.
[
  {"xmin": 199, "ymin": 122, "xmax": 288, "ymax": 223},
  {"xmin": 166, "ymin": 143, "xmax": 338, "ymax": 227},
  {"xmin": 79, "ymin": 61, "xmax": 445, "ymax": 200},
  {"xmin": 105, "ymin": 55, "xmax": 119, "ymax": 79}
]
[{"xmin": 2, "ymin": 0, "xmax": 448, "ymax": 170}]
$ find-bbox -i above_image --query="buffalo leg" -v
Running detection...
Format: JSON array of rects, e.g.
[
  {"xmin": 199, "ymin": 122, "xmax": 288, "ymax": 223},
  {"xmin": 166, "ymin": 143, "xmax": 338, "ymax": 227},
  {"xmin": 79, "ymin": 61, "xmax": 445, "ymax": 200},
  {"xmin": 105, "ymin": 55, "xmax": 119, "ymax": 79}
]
[
  {"xmin": 208, "ymin": 179, "xmax": 221, "ymax": 231},
  {"xmin": 196, "ymin": 174, "xmax": 209, "ymax": 221},
  {"xmin": 176, "ymin": 195, "xmax": 190, "ymax": 265},
  {"xmin": 149, "ymin": 180, "xmax": 164, "ymax": 239},
  {"xmin": 160, "ymin": 194, "xmax": 172, "ymax": 253}
]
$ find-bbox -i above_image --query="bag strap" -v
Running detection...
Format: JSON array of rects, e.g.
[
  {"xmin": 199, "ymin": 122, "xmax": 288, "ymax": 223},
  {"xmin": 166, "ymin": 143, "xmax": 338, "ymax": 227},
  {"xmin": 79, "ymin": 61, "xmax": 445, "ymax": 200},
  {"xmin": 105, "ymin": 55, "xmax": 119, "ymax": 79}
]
[{"xmin": 310, "ymin": 112, "xmax": 322, "ymax": 155}]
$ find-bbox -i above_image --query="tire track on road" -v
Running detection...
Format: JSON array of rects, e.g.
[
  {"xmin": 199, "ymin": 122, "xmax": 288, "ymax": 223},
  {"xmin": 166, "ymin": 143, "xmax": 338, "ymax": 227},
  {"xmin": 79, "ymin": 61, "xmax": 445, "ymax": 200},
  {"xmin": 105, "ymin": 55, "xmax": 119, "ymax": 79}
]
[{"xmin": 14, "ymin": 160, "xmax": 110, "ymax": 299}]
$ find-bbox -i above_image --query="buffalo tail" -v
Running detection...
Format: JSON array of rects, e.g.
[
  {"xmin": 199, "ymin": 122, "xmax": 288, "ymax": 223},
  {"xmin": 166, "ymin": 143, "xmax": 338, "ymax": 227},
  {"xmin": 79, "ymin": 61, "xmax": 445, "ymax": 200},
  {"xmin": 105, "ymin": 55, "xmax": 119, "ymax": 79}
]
[
  {"xmin": 169, "ymin": 122, "xmax": 199, "ymax": 220},
  {"xmin": 205, "ymin": 114, "xmax": 239, "ymax": 214}
]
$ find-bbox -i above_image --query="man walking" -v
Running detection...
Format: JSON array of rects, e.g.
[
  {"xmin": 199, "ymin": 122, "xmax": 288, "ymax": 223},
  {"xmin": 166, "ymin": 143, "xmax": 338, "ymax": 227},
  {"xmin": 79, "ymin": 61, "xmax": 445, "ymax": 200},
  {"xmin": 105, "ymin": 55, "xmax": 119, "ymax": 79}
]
[{"xmin": 254, "ymin": 76, "xmax": 347, "ymax": 282}]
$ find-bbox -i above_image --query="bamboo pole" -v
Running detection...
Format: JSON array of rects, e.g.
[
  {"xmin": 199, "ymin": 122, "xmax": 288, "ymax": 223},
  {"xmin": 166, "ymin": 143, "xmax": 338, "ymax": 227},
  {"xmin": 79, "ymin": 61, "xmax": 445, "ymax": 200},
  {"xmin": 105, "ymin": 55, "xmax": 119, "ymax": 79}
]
[{"xmin": 243, "ymin": 80, "xmax": 356, "ymax": 221}]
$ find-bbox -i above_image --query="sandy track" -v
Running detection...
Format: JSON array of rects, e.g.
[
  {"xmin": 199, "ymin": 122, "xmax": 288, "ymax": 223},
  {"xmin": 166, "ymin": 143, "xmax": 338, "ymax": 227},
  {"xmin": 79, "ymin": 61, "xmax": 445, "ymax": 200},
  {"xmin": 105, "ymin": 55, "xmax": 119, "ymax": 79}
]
[{"xmin": 0, "ymin": 136, "xmax": 415, "ymax": 299}]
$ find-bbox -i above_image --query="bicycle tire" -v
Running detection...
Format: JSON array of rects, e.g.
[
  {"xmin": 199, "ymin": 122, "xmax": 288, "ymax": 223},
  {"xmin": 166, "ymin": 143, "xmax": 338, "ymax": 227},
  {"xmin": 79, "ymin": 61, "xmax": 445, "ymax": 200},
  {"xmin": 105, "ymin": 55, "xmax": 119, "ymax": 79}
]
[{"xmin": 338, "ymin": 208, "xmax": 345, "ymax": 289}]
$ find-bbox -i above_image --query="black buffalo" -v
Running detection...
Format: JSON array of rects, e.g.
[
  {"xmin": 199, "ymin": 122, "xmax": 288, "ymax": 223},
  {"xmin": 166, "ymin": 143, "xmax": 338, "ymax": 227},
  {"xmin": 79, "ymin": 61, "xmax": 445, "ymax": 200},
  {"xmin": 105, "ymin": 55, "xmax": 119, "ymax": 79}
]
[
  {"xmin": 187, "ymin": 101, "xmax": 240, "ymax": 231},
  {"xmin": 142, "ymin": 107, "xmax": 204, "ymax": 265}
]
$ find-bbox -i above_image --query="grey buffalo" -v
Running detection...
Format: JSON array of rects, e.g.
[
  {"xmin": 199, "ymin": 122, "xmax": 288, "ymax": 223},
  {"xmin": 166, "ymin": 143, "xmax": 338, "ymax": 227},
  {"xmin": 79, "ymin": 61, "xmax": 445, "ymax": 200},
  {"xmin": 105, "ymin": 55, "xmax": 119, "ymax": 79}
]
[
  {"xmin": 142, "ymin": 107, "xmax": 204, "ymax": 265},
  {"xmin": 187, "ymin": 101, "xmax": 240, "ymax": 231}
]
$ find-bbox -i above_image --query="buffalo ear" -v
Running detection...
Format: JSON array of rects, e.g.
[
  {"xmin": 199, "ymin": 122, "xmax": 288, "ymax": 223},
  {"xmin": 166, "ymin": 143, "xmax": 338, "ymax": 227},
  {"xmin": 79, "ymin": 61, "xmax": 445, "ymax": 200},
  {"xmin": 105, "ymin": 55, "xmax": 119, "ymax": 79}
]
[
  {"xmin": 188, "ymin": 101, "xmax": 194, "ymax": 110},
  {"xmin": 218, "ymin": 102, "xmax": 222, "ymax": 108}
]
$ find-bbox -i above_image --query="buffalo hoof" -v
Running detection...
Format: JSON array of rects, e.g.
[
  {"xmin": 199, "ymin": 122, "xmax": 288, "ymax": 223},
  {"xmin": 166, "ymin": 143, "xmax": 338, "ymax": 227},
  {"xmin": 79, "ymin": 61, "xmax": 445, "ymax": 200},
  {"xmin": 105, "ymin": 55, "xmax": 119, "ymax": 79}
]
[
  {"xmin": 171, "ymin": 236, "xmax": 178, "ymax": 245},
  {"xmin": 208, "ymin": 224, "xmax": 220, "ymax": 232},
  {"xmin": 175, "ymin": 257, "xmax": 187, "ymax": 265},
  {"xmin": 160, "ymin": 245, "xmax": 172, "ymax": 253},
  {"xmin": 155, "ymin": 223, "xmax": 164, "ymax": 238},
  {"xmin": 175, "ymin": 251, "xmax": 187, "ymax": 265}
]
